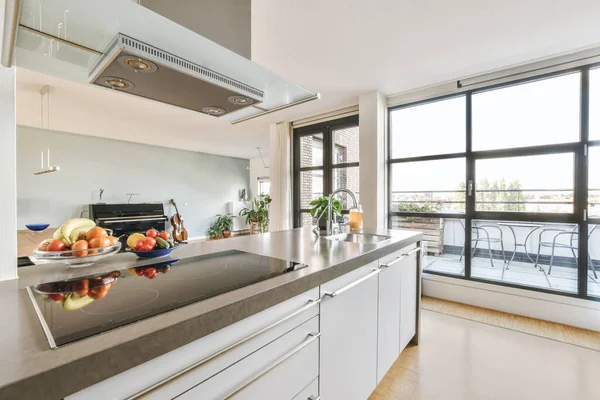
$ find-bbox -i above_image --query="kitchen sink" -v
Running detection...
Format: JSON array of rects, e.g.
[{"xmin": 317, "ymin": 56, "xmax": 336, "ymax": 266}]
[{"xmin": 325, "ymin": 233, "xmax": 392, "ymax": 244}]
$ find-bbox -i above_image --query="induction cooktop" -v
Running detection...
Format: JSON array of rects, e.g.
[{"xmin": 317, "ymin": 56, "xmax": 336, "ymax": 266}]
[{"xmin": 27, "ymin": 250, "xmax": 308, "ymax": 348}]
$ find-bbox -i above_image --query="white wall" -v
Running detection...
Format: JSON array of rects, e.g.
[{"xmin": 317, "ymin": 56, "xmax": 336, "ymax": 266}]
[
  {"xmin": 249, "ymin": 157, "xmax": 270, "ymax": 199},
  {"xmin": 17, "ymin": 126, "xmax": 250, "ymax": 237}
]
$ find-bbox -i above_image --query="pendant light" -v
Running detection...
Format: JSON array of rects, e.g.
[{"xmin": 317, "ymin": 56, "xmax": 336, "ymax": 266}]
[{"xmin": 34, "ymin": 85, "xmax": 60, "ymax": 175}]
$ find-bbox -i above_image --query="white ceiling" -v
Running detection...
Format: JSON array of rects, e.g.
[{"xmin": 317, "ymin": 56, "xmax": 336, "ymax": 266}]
[{"xmin": 17, "ymin": 0, "xmax": 600, "ymax": 159}]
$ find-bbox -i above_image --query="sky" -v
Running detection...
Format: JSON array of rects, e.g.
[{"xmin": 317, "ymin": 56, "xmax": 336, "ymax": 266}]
[{"xmin": 390, "ymin": 69, "xmax": 600, "ymax": 191}]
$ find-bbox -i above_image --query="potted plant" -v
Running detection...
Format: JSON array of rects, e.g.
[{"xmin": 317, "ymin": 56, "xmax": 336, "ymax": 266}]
[
  {"xmin": 206, "ymin": 222, "xmax": 222, "ymax": 240},
  {"xmin": 216, "ymin": 214, "xmax": 233, "ymax": 238},
  {"xmin": 310, "ymin": 196, "xmax": 343, "ymax": 231},
  {"xmin": 240, "ymin": 194, "xmax": 272, "ymax": 233}
]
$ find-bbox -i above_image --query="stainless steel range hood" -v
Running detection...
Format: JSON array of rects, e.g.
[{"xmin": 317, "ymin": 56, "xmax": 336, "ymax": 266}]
[
  {"xmin": 7, "ymin": 0, "xmax": 319, "ymax": 123},
  {"xmin": 89, "ymin": 34, "xmax": 264, "ymax": 117}
]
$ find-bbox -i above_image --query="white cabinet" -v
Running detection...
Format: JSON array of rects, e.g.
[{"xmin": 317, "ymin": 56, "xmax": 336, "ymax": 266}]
[
  {"xmin": 292, "ymin": 378, "xmax": 319, "ymax": 400},
  {"xmin": 178, "ymin": 316, "xmax": 319, "ymax": 400},
  {"xmin": 320, "ymin": 262, "xmax": 380, "ymax": 400},
  {"xmin": 377, "ymin": 243, "xmax": 420, "ymax": 382},
  {"xmin": 400, "ymin": 248, "xmax": 419, "ymax": 351},
  {"xmin": 67, "ymin": 287, "xmax": 320, "ymax": 400}
]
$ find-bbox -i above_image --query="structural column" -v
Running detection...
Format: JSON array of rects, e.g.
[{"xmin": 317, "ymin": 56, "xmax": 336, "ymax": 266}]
[
  {"xmin": 268, "ymin": 121, "xmax": 292, "ymax": 231},
  {"xmin": 359, "ymin": 91, "xmax": 386, "ymax": 229},
  {"xmin": 0, "ymin": 2, "xmax": 18, "ymax": 281}
]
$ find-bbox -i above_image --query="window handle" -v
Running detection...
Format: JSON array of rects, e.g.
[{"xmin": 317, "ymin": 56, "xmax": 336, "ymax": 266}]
[{"xmin": 468, "ymin": 180, "xmax": 473, "ymax": 196}]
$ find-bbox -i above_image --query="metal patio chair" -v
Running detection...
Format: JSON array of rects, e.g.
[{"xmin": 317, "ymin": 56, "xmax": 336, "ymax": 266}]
[
  {"xmin": 533, "ymin": 225, "xmax": 598, "ymax": 279},
  {"xmin": 459, "ymin": 220, "xmax": 507, "ymax": 268}
]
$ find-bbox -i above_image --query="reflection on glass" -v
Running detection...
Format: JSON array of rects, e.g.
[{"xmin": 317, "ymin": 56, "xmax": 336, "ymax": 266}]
[
  {"xmin": 589, "ymin": 147, "xmax": 600, "ymax": 218},
  {"xmin": 470, "ymin": 220, "xmax": 577, "ymax": 294},
  {"xmin": 475, "ymin": 153, "xmax": 574, "ymax": 213},
  {"xmin": 390, "ymin": 217, "xmax": 465, "ymax": 276},
  {"xmin": 590, "ymin": 68, "xmax": 600, "ymax": 140},
  {"xmin": 390, "ymin": 96, "xmax": 466, "ymax": 159},
  {"xmin": 332, "ymin": 126, "xmax": 359, "ymax": 164},
  {"xmin": 472, "ymin": 73, "xmax": 580, "ymax": 150},
  {"xmin": 300, "ymin": 170, "xmax": 323, "ymax": 208},
  {"xmin": 588, "ymin": 223, "xmax": 600, "ymax": 299},
  {"xmin": 333, "ymin": 166, "xmax": 360, "ymax": 209},
  {"xmin": 390, "ymin": 158, "xmax": 466, "ymax": 212},
  {"xmin": 300, "ymin": 133, "xmax": 323, "ymax": 167}
]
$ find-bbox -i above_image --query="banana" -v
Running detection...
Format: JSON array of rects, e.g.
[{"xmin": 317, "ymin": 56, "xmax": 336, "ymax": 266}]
[
  {"xmin": 69, "ymin": 226, "xmax": 91, "ymax": 244},
  {"xmin": 61, "ymin": 218, "xmax": 95, "ymax": 246},
  {"xmin": 53, "ymin": 226, "xmax": 64, "ymax": 240},
  {"xmin": 62, "ymin": 293, "xmax": 94, "ymax": 311}
]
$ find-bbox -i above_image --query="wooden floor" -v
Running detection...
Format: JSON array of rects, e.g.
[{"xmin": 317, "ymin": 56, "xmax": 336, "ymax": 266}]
[
  {"xmin": 421, "ymin": 296, "xmax": 600, "ymax": 351},
  {"xmin": 370, "ymin": 301, "xmax": 600, "ymax": 400}
]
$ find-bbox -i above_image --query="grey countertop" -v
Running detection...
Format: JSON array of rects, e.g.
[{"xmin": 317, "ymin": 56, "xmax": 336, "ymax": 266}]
[{"xmin": 0, "ymin": 227, "xmax": 421, "ymax": 400}]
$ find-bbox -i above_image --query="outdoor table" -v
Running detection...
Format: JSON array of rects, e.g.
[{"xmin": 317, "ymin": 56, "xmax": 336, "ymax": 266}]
[{"xmin": 496, "ymin": 222, "xmax": 544, "ymax": 269}]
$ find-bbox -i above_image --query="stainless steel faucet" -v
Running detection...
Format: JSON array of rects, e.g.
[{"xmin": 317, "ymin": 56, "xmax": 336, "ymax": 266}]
[{"xmin": 312, "ymin": 188, "xmax": 359, "ymax": 237}]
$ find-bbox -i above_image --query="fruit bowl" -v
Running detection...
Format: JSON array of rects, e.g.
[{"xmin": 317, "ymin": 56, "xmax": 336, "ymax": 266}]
[
  {"xmin": 128, "ymin": 247, "xmax": 175, "ymax": 259},
  {"xmin": 32, "ymin": 243, "xmax": 122, "ymax": 267},
  {"xmin": 25, "ymin": 223, "xmax": 50, "ymax": 232}
]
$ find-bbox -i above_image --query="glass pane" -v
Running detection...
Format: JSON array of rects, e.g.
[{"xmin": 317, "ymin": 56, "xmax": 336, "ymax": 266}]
[
  {"xmin": 472, "ymin": 73, "xmax": 580, "ymax": 151},
  {"xmin": 390, "ymin": 158, "xmax": 466, "ymax": 213},
  {"xmin": 258, "ymin": 180, "xmax": 270, "ymax": 196},
  {"xmin": 390, "ymin": 217, "xmax": 465, "ymax": 276},
  {"xmin": 300, "ymin": 170, "xmax": 323, "ymax": 208},
  {"xmin": 390, "ymin": 96, "xmax": 466, "ymax": 159},
  {"xmin": 475, "ymin": 153, "xmax": 574, "ymax": 213},
  {"xmin": 300, "ymin": 133, "xmax": 323, "ymax": 167},
  {"xmin": 589, "ymin": 146, "xmax": 600, "ymax": 218},
  {"xmin": 333, "ymin": 166, "xmax": 360, "ymax": 209},
  {"xmin": 590, "ymin": 68, "xmax": 600, "ymax": 140},
  {"xmin": 300, "ymin": 212, "xmax": 316, "ymax": 228},
  {"xmin": 588, "ymin": 223, "xmax": 600, "ymax": 298},
  {"xmin": 332, "ymin": 125, "xmax": 359, "ymax": 164},
  {"xmin": 471, "ymin": 220, "xmax": 578, "ymax": 294}
]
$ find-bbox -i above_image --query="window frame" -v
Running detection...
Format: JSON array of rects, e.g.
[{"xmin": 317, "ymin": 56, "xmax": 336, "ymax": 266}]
[
  {"xmin": 387, "ymin": 65, "xmax": 599, "ymax": 301},
  {"xmin": 293, "ymin": 115, "xmax": 359, "ymax": 228}
]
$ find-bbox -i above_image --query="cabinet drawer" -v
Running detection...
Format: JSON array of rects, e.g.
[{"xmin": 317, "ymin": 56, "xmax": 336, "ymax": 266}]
[
  {"xmin": 178, "ymin": 316, "xmax": 320, "ymax": 399},
  {"xmin": 292, "ymin": 377, "xmax": 319, "ymax": 400},
  {"xmin": 68, "ymin": 287, "xmax": 319, "ymax": 400},
  {"xmin": 379, "ymin": 243, "xmax": 418, "ymax": 269}
]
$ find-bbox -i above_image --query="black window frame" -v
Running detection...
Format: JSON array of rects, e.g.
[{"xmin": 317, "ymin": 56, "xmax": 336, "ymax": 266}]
[
  {"xmin": 388, "ymin": 64, "xmax": 600, "ymax": 302},
  {"xmin": 293, "ymin": 115, "xmax": 359, "ymax": 228}
]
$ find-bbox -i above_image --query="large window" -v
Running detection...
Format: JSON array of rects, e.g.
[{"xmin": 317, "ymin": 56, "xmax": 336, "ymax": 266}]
[
  {"xmin": 389, "ymin": 68, "xmax": 599, "ymax": 301},
  {"xmin": 294, "ymin": 116, "xmax": 359, "ymax": 227}
]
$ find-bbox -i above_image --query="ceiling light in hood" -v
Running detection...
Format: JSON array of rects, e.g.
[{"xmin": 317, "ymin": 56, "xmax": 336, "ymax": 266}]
[
  {"xmin": 118, "ymin": 55, "xmax": 158, "ymax": 73},
  {"xmin": 201, "ymin": 106, "xmax": 226, "ymax": 116},
  {"xmin": 104, "ymin": 77, "xmax": 134, "ymax": 90},
  {"xmin": 228, "ymin": 95, "xmax": 254, "ymax": 106}
]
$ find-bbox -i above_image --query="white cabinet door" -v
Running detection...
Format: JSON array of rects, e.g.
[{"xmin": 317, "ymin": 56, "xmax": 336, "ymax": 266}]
[
  {"xmin": 320, "ymin": 262, "xmax": 379, "ymax": 400},
  {"xmin": 376, "ymin": 257, "xmax": 402, "ymax": 383},
  {"xmin": 292, "ymin": 377, "xmax": 319, "ymax": 400},
  {"xmin": 178, "ymin": 316, "xmax": 319, "ymax": 400},
  {"xmin": 400, "ymin": 249, "xmax": 419, "ymax": 351}
]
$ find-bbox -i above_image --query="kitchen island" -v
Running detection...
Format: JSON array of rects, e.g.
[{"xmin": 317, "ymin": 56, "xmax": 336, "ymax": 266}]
[{"xmin": 0, "ymin": 227, "xmax": 421, "ymax": 400}]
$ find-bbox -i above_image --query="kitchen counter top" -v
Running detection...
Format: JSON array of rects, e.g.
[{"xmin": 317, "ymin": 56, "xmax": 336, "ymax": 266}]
[{"xmin": 0, "ymin": 227, "xmax": 421, "ymax": 399}]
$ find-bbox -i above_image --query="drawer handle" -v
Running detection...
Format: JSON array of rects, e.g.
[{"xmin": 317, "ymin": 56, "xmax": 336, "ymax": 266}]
[
  {"xmin": 223, "ymin": 332, "xmax": 321, "ymax": 399},
  {"xmin": 380, "ymin": 247, "xmax": 421, "ymax": 269},
  {"xmin": 308, "ymin": 397, "xmax": 320, "ymax": 400},
  {"xmin": 323, "ymin": 268, "xmax": 380, "ymax": 298},
  {"xmin": 125, "ymin": 299, "xmax": 321, "ymax": 399}
]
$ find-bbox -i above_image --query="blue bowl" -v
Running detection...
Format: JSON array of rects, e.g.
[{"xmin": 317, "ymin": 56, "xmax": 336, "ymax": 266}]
[
  {"xmin": 25, "ymin": 224, "xmax": 50, "ymax": 232},
  {"xmin": 131, "ymin": 247, "xmax": 175, "ymax": 259}
]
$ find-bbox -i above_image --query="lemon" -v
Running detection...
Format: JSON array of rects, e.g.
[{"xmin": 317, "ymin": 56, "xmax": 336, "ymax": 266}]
[{"xmin": 127, "ymin": 233, "xmax": 146, "ymax": 249}]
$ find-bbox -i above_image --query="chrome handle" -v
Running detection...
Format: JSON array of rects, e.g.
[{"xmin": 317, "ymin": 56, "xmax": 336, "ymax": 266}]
[
  {"xmin": 125, "ymin": 299, "xmax": 321, "ymax": 399},
  {"xmin": 308, "ymin": 396, "xmax": 321, "ymax": 400},
  {"xmin": 403, "ymin": 247, "xmax": 421, "ymax": 256},
  {"xmin": 468, "ymin": 180, "xmax": 473, "ymax": 196},
  {"xmin": 223, "ymin": 333, "xmax": 321, "ymax": 399},
  {"xmin": 380, "ymin": 247, "xmax": 421, "ymax": 269},
  {"xmin": 323, "ymin": 269, "xmax": 380, "ymax": 298}
]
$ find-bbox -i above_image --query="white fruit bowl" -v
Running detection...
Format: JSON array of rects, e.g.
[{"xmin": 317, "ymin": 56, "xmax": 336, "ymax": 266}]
[{"xmin": 32, "ymin": 243, "xmax": 121, "ymax": 267}]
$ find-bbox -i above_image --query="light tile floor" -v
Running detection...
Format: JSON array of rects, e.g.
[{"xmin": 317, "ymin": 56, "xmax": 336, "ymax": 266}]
[
  {"xmin": 370, "ymin": 310, "xmax": 600, "ymax": 400},
  {"xmin": 423, "ymin": 253, "xmax": 600, "ymax": 297}
]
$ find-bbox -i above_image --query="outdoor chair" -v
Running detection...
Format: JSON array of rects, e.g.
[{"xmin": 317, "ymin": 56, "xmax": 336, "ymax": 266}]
[
  {"xmin": 533, "ymin": 225, "xmax": 598, "ymax": 279},
  {"xmin": 459, "ymin": 220, "xmax": 507, "ymax": 268}
]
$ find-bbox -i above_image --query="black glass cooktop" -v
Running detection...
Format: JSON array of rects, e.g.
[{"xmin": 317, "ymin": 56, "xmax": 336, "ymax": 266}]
[{"xmin": 27, "ymin": 250, "xmax": 308, "ymax": 348}]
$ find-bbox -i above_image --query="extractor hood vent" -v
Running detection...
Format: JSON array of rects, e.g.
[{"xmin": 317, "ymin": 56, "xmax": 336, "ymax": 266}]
[{"xmin": 89, "ymin": 34, "xmax": 264, "ymax": 116}]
